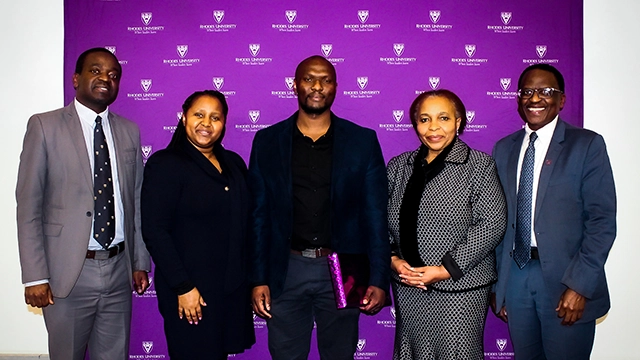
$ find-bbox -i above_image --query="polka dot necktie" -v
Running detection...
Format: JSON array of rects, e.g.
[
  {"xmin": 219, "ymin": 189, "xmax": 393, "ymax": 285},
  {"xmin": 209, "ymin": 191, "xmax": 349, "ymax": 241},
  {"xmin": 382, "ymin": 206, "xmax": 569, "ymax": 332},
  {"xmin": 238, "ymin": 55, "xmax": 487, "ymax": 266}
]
[
  {"xmin": 93, "ymin": 116, "xmax": 115, "ymax": 249},
  {"xmin": 514, "ymin": 132, "xmax": 537, "ymax": 269}
]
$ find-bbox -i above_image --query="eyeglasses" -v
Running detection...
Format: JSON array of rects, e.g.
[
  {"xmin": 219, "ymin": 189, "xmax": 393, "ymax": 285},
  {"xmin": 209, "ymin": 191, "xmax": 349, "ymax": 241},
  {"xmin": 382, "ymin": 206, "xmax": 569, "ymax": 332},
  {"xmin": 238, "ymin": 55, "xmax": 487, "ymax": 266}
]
[{"xmin": 517, "ymin": 87, "xmax": 563, "ymax": 99}]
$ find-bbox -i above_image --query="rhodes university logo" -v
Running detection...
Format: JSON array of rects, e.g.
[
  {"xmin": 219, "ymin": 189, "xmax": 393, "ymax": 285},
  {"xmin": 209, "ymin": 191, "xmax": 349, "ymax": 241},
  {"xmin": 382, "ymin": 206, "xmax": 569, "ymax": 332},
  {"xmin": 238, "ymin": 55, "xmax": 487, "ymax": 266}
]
[
  {"xmin": 496, "ymin": 338, "xmax": 508, "ymax": 352},
  {"xmin": 429, "ymin": 77, "xmax": 440, "ymax": 90},
  {"xmin": 500, "ymin": 78, "xmax": 511, "ymax": 91},
  {"xmin": 465, "ymin": 44, "xmax": 476, "ymax": 58},
  {"xmin": 141, "ymin": 12, "xmax": 152, "ymax": 26},
  {"xmin": 536, "ymin": 45, "xmax": 547, "ymax": 58},
  {"xmin": 285, "ymin": 10, "xmax": 297, "ymax": 24},
  {"xmin": 176, "ymin": 45, "xmax": 188, "ymax": 58},
  {"xmin": 501, "ymin": 12, "xmax": 512, "ymax": 25},
  {"xmin": 249, "ymin": 44, "xmax": 260, "ymax": 57},
  {"xmin": 142, "ymin": 341, "xmax": 153, "ymax": 354},
  {"xmin": 357, "ymin": 339, "xmax": 366, "ymax": 351},
  {"xmin": 213, "ymin": 10, "xmax": 224, "ymax": 23},
  {"xmin": 248, "ymin": 110, "xmax": 260, "ymax": 124},
  {"xmin": 140, "ymin": 79, "xmax": 152, "ymax": 92},
  {"xmin": 392, "ymin": 110, "xmax": 404, "ymax": 123},
  {"xmin": 285, "ymin": 77, "xmax": 295, "ymax": 90},
  {"xmin": 212, "ymin": 77, "xmax": 224, "ymax": 91},
  {"xmin": 321, "ymin": 44, "xmax": 333, "ymax": 57},
  {"xmin": 105, "ymin": 46, "xmax": 116, "ymax": 54},
  {"xmin": 466, "ymin": 110, "xmax": 476, "ymax": 123},
  {"xmin": 358, "ymin": 10, "xmax": 369, "ymax": 23},
  {"xmin": 430, "ymin": 10, "xmax": 441, "ymax": 23},
  {"xmin": 393, "ymin": 43, "xmax": 405, "ymax": 57},
  {"xmin": 357, "ymin": 77, "xmax": 368, "ymax": 90}
]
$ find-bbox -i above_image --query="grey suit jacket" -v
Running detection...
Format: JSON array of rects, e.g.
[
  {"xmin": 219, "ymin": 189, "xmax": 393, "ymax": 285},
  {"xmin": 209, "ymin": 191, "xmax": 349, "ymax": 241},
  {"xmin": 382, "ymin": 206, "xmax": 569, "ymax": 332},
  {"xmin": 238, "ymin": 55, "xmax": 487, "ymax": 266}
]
[
  {"xmin": 387, "ymin": 139, "xmax": 507, "ymax": 292},
  {"xmin": 492, "ymin": 119, "xmax": 616, "ymax": 323},
  {"xmin": 16, "ymin": 102, "xmax": 150, "ymax": 298}
]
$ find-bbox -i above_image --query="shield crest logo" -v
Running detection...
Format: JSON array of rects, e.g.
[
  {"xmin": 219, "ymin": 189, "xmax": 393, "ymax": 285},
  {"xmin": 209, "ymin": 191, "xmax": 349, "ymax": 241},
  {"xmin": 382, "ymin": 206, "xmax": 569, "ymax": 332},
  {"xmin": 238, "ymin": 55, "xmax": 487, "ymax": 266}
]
[
  {"xmin": 429, "ymin": 77, "xmax": 440, "ymax": 90},
  {"xmin": 501, "ymin": 12, "xmax": 512, "ymax": 25},
  {"xmin": 392, "ymin": 110, "xmax": 404, "ymax": 123},
  {"xmin": 176, "ymin": 45, "xmax": 188, "ymax": 58},
  {"xmin": 285, "ymin": 10, "xmax": 297, "ymax": 24},
  {"xmin": 536, "ymin": 45, "xmax": 547, "ymax": 58},
  {"xmin": 500, "ymin": 78, "xmax": 512, "ymax": 91},
  {"xmin": 393, "ymin": 43, "xmax": 405, "ymax": 57},
  {"xmin": 141, "ymin": 12, "xmax": 152, "ymax": 26},
  {"xmin": 140, "ymin": 79, "xmax": 152, "ymax": 93},
  {"xmin": 176, "ymin": 112, "xmax": 183, "ymax": 121},
  {"xmin": 213, "ymin": 10, "xmax": 225, "ymax": 24},
  {"xmin": 357, "ymin": 77, "xmax": 368, "ymax": 90},
  {"xmin": 142, "ymin": 341, "xmax": 153, "ymax": 354},
  {"xmin": 496, "ymin": 338, "xmax": 508, "ymax": 351},
  {"xmin": 390, "ymin": 307, "xmax": 396, "ymax": 319},
  {"xmin": 212, "ymin": 77, "xmax": 224, "ymax": 91},
  {"xmin": 249, "ymin": 44, "xmax": 260, "ymax": 57},
  {"xmin": 141, "ymin": 146, "xmax": 152, "ymax": 159},
  {"xmin": 321, "ymin": 44, "xmax": 333, "ymax": 57},
  {"xmin": 356, "ymin": 339, "xmax": 366, "ymax": 351},
  {"xmin": 105, "ymin": 46, "xmax": 116, "ymax": 54},
  {"xmin": 357, "ymin": 10, "xmax": 369, "ymax": 24},
  {"xmin": 429, "ymin": 10, "xmax": 441, "ymax": 24},
  {"xmin": 465, "ymin": 44, "xmax": 476, "ymax": 58},
  {"xmin": 466, "ymin": 110, "xmax": 476, "ymax": 123},
  {"xmin": 248, "ymin": 110, "xmax": 260, "ymax": 124},
  {"xmin": 285, "ymin": 77, "xmax": 295, "ymax": 90}
]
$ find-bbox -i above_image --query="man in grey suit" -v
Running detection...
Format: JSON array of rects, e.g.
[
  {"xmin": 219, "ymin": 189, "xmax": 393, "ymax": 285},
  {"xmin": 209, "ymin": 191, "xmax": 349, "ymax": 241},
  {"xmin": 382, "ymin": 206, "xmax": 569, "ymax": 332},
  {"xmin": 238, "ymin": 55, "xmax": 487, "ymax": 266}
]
[
  {"xmin": 491, "ymin": 64, "xmax": 616, "ymax": 359},
  {"xmin": 16, "ymin": 47, "xmax": 150, "ymax": 360}
]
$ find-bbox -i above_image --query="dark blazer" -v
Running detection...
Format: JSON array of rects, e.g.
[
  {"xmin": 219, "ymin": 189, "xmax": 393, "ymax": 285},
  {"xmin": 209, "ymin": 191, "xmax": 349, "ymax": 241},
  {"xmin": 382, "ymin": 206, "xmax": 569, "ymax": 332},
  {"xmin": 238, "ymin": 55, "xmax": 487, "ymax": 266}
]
[
  {"xmin": 248, "ymin": 112, "xmax": 390, "ymax": 299},
  {"xmin": 492, "ymin": 119, "xmax": 616, "ymax": 323},
  {"xmin": 16, "ymin": 102, "xmax": 150, "ymax": 298},
  {"xmin": 141, "ymin": 141, "xmax": 255, "ymax": 355}
]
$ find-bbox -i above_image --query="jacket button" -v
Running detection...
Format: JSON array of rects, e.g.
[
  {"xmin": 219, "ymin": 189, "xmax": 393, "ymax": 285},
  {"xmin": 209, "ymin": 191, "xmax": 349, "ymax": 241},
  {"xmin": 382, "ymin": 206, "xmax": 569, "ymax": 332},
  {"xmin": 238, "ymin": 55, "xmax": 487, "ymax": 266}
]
[{"xmin": 86, "ymin": 211, "xmax": 92, "ymax": 217}]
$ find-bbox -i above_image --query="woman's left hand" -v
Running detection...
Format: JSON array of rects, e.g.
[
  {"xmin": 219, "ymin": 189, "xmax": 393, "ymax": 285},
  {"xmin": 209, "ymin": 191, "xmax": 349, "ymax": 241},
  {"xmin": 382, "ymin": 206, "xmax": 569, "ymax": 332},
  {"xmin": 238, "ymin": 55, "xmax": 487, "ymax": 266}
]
[{"xmin": 398, "ymin": 264, "xmax": 451, "ymax": 290}]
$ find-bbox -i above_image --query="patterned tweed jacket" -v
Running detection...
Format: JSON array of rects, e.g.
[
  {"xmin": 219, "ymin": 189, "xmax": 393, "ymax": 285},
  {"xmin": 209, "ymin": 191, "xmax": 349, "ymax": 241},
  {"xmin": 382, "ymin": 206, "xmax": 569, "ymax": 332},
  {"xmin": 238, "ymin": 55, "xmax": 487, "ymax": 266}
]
[{"xmin": 387, "ymin": 139, "xmax": 507, "ymax": 292}]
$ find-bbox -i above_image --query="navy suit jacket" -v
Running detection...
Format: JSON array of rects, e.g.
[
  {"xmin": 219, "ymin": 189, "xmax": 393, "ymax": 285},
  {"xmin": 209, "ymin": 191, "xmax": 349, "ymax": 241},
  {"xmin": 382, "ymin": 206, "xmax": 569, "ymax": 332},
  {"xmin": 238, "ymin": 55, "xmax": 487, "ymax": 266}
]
[
  {"xmin": 248, "ymin": 112, "xmax": 390, "ymax": 299},
  {"xmin": 492, "ymin": 119, "xmax": 616, "ymax": 323}
]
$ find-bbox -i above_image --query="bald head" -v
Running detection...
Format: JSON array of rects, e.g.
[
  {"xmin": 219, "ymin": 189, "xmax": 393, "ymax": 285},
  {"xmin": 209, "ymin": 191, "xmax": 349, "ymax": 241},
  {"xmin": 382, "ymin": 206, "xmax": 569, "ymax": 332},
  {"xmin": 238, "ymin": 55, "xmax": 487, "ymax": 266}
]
[{"xmin": 295, "ymin": 56, "xmax": 337, "ymax": 83}]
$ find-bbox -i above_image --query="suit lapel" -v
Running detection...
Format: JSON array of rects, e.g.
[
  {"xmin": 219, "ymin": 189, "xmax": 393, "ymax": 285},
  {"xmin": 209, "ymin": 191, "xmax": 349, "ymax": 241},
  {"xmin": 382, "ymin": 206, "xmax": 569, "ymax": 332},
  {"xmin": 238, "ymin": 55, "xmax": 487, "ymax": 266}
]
[
  {"xmin": 65, "ymin": 103, "xmax": 93, "ymax": 191},
  {"xmin": 330, "ymin": 115, "xmax": 346, "ymax": 202},
  {"xmin": 108, "ymin": 113, "xmax": 130, "ymax": 195},
  {"xmin": 278, "ymin": 116, "xmax": 294, "ymax": 194},
  {"xmin": 535, "ymin": 120, "xmax": 565, "ymax": 218}
]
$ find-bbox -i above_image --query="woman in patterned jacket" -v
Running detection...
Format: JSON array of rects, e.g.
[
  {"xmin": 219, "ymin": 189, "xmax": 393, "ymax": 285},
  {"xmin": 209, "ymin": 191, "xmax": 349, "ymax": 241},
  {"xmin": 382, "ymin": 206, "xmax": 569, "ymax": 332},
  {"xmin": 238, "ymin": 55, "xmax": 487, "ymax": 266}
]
[{"xmin": 387, "ymin": 89, "xmax": 507, "ymax": 360}]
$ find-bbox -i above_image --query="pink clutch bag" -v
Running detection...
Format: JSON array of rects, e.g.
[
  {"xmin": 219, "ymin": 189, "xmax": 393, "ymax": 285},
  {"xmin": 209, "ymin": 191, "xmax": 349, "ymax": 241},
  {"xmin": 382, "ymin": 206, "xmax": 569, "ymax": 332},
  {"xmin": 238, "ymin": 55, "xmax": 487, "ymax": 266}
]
[{"xmin": 327, "ymin": 252, "xmax": 382, "ymax": 309}]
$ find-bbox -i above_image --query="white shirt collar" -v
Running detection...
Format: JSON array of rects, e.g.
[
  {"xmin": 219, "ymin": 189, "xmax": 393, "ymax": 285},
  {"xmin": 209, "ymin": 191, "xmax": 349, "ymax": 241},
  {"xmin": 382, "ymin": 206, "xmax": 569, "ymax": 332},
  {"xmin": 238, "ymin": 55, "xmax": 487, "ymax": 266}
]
[{"xmin": 74, "ymin": 98, "xmax": 109, "ymax": 125}]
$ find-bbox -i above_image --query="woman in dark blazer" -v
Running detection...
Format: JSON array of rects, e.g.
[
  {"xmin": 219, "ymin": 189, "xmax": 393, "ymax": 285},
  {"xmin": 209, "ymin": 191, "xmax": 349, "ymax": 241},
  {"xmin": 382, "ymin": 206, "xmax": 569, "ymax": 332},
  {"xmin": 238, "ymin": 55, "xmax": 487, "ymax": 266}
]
[
  {"xmin": 387, "ymin": 90, "xmax": 506, "ymax": 360},
  {"xmin": 141, "ymin": 90, "xmax": 255, "ymax": 359}
]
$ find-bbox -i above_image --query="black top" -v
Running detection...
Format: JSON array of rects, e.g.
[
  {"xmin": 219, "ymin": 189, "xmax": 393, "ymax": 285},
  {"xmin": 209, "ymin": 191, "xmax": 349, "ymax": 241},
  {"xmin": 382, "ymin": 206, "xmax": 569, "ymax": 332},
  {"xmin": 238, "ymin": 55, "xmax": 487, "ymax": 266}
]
[{"xmin": 291, "ymin": 122, "xmax": 333, "ymax": 250}]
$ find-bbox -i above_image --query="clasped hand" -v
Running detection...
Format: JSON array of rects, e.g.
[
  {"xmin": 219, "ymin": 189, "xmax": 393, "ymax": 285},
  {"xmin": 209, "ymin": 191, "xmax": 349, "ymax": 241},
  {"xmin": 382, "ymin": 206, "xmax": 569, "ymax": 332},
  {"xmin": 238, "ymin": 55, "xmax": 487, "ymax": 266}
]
[{"xmin": 391, "ymin": 256, "xmax": 450, "ymax": 290}]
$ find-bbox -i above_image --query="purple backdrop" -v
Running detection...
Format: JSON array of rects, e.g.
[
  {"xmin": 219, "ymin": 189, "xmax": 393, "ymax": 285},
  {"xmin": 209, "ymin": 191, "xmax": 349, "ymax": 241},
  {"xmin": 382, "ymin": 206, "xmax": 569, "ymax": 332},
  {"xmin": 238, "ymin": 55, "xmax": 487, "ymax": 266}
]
[{"xmin": 64, "ymin": 1, "xmax": 583, "ymax": 359}]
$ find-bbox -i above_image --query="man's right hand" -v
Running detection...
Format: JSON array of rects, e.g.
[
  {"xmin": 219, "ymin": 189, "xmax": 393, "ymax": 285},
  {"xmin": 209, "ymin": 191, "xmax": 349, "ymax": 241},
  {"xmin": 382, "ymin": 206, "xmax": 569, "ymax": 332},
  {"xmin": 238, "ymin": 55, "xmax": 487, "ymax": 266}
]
[
  {"xmin": 25, "ymin": 283, "xmax": 54, "ymax": 308},
  {"xmin": 490, "ymin": 292, "xmax": 508, "ymax": 323},
  {"xmin": 252, "ymin": 285, "xmax": 272, "ymax": 319}
]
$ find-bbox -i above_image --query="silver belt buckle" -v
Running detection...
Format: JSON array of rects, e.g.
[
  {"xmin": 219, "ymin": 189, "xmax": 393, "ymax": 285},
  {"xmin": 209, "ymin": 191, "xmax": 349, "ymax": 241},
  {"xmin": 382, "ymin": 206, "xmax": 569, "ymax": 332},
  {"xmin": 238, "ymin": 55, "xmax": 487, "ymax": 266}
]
[
  {"xmin": 94, "ymin": 250, "xmax": 110, "ymax": 260},
  {"xmin": 301, "ymin": 249, "xmax": 318, "ymax": 258}
]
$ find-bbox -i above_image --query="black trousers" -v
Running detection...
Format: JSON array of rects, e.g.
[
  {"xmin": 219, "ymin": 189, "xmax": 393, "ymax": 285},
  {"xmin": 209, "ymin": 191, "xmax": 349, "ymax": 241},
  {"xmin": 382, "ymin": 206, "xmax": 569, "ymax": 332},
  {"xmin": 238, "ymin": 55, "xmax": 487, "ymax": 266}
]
[{"xmin": 267, "ymin": 253, "xmax": 360, "ymax": 360}]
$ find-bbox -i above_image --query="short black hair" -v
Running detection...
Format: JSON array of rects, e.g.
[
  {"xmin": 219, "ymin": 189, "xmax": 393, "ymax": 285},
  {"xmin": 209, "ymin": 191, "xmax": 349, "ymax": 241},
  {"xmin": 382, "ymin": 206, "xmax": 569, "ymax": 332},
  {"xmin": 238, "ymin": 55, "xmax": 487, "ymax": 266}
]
[
  {"xmin": 168, "ymin": 90, "xmax": 229, "ymax": 149},
  {"xmin": 74, "ymin": 47, "xmax": 121, "ymax": 74},
  {"xmin": 409, "ymin": 89, "xmax": 468, "ymax": 135},
  {"xmin": 517, "ymin": 64, "xmax": 565, "ymax": 92}
]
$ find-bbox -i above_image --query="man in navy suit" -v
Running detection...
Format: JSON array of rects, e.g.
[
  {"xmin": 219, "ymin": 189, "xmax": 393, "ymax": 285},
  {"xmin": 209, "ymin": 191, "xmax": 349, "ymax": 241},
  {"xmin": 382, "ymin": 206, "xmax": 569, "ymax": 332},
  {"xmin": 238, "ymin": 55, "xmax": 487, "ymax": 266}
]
[
  {"xmin": 248, "ymin": 55, "xmax": 389, "ymax": 360},
  {"xmin": 492, "ymin": 64, "xmax": 616, "ymax": 359}
]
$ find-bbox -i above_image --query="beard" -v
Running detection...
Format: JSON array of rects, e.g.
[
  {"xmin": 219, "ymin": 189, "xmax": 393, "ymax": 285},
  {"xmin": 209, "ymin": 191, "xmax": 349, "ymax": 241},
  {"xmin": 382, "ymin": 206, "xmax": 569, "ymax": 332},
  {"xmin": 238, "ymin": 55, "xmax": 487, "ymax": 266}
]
[{"xmin": 298, "ymin": 95, "xmax": 333, "ymax": 115}]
